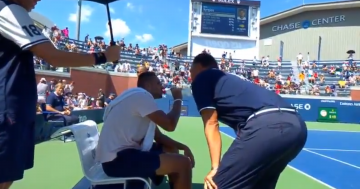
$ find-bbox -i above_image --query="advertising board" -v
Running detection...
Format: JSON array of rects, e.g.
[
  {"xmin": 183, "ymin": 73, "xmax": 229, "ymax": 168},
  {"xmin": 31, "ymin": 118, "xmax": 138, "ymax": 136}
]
[{"xmin": 159, "ymin": 96, "xmax": 360, "ymax": 124}]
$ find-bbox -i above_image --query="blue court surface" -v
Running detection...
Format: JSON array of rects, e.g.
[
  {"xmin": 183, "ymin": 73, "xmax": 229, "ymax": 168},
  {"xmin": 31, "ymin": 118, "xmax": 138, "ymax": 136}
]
[{"xmin": 220, "ymin": 127, "xmax": 360, "ymax": 189}]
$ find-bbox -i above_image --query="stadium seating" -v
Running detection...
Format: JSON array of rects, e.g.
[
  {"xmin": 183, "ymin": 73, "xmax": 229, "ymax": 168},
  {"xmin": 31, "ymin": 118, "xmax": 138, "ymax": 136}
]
[{"xmin": 36, "ymin": 29, "xmax": 359, "ymax": 97}]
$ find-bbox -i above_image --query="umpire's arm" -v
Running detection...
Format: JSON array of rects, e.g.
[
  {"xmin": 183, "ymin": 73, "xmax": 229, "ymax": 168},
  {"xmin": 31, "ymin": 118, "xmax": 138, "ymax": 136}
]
[
  {"xmin": 0, "ymin": 4, "xmax": 97, "ymax": 67},
  {"xmin": 192, "ymin": 73, "xmax": 222, "ymax": 169}
]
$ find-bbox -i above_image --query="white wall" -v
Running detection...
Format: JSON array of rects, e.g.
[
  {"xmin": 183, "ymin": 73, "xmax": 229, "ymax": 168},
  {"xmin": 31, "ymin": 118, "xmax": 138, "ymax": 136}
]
[{"xmin": 191, "ymin": 36, "xmax": 256, "ymax": 59}]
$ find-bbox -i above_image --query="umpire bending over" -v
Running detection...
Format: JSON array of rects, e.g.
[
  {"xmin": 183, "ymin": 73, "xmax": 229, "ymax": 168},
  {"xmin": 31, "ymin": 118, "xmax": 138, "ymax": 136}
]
[
  {"xmin": 0, "ymin": 0, "xmax": 120, "ymax": 188},
  {"xmin": 190, "ymin": 53, "xmax": 307, "ymax": 189}
]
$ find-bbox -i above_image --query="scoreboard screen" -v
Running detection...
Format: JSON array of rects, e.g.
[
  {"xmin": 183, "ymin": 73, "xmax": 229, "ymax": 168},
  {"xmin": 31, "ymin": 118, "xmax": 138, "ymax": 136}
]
[
  {"xmin": 317, "ymin": 107, "xmax": 338, "ymax": 122},
  {"xmin": 201, "ymin": 3, "xmax": 249, "ymax": 36}
]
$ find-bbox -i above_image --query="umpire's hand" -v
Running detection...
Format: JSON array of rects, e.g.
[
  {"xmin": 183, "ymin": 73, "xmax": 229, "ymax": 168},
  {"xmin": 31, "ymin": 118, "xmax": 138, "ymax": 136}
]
[
  {"xmin": 204, "ymin": 169, "xmax": 218, "ymax": 189},
  {"xmin": 104, "ymin": 45, "xmax": 121, "ymax": 62}
]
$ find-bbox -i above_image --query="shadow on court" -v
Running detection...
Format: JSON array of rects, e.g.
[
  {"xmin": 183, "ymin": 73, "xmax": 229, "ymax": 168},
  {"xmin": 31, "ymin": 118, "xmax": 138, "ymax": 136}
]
[
  {"xmin": 94, "ymin": 181, "xmax": 203, "ymax": 189},
  {"xmin": 156, "ymin": 182, "xmax": 203, "ymax": 189}
]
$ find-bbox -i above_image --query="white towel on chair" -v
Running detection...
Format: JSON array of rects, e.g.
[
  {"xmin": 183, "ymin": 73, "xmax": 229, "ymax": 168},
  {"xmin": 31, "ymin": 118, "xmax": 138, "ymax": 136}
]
[{"xmin": 103, "ymin": 87, "xmax": 156, "ymax": 152}]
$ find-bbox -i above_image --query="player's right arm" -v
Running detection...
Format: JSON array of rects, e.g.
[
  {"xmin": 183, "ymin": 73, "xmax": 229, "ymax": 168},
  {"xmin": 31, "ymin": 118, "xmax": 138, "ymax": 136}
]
[
  {"xmin": 133, "ymin": 92, "xmax": 181, "ymax": 132},
  {"xmin": 0, "ymin": 4, "xmax": 119, "ymax": 67}
]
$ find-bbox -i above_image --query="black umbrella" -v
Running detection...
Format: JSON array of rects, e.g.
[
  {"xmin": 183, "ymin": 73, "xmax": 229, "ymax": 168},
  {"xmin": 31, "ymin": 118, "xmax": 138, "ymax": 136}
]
[
  {"xmin": 94, "ymin": 36, "xmax": 104, "ymax": 41},
  {"xmin": 85, "ymin": 0, "xmax": 118, "ymax": 45},
  {"xmin": 347, "ymin": 50, "xmax": 355, "ymax": 54}
]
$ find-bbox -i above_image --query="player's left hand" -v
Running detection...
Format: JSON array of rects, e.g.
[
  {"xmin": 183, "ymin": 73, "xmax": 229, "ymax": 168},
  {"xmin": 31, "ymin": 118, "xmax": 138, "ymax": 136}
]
[
  {"xmin": 183, "ymin": 146, "xmax": 195, "ymax": 168},
  {"xmin": 204, "ymin": 169, "xmax": 218, "ymax": 189}
]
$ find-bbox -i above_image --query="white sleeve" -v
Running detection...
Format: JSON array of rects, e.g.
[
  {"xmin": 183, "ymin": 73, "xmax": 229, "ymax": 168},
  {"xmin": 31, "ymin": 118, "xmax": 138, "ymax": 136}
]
[
  {"xmin": 132, "ymin": 92, "xmax": 159, "ymax": 117},
  {"xmin": 0, "ymin": 4, "xmax": 48, "ymax": 50}
]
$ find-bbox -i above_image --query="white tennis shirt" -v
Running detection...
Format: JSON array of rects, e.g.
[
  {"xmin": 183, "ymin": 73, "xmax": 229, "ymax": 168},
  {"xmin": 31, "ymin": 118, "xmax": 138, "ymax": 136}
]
[{"xmin": 96, "ymin": 92, "xmax": 159, "ymax": 163}]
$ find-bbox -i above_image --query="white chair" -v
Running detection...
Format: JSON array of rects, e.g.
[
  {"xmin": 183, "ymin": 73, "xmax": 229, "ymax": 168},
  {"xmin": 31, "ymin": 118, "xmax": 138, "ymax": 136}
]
[{"xmin": 68, "ymin": 120, "xmax": 152, "ymax": 189}]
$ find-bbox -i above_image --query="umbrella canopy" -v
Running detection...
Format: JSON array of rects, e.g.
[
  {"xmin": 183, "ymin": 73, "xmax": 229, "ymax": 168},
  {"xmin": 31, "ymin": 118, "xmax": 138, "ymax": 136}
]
[
  {"xmin": 347, "ymin": 50, "xmax": 355, "ymax": 54},
  {"xmin": 84, "ymin": 0, "xmax": 118, "ymax": 4},
  {"xmin": 83, "ymin": 0, "xmax": 119, "ymax": 44},
  {"xmin": 95, "ymin": 36, "xmax": 104, "ymax": 41}
]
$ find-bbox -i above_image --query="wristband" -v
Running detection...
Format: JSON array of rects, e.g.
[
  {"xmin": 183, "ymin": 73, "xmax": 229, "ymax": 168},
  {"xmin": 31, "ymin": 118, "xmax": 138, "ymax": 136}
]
[
  {"xmin": 173, "ymin": 99, "xmax": 182, "ymax": 103},
  {"xmin": 92, "ymin": 52, "xmax": 107, "ymax": 65}
]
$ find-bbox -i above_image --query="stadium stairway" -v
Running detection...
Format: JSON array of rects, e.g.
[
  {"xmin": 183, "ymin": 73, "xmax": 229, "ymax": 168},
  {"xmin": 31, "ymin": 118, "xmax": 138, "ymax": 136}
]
[{"xmin": 290, "ymin": 60, "xmax": 301, "ymax": 83}]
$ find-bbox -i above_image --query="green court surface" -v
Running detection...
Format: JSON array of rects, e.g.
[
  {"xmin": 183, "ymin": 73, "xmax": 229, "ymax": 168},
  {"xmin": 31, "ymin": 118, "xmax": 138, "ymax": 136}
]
[{"xmin": 11, "ymin": 118, "xmax": 360, "ymax": 189}]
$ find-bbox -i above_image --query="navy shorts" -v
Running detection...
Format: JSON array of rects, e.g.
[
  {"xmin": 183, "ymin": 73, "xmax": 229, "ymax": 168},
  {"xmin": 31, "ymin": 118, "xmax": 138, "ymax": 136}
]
[
  {"xmin": 100, "ymin": 143, "xmax": 164, "ymax": 189},
  {"xmin": 214, "ymin": 111, "xmax": 307, "ymax": 189},
  {"xmin": 0, "ymin": 119, "xmax": 35, "ymax": 183}
]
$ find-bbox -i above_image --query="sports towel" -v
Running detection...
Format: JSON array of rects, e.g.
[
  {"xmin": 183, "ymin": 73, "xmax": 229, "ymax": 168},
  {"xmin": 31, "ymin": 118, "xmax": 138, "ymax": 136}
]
[{"xmin": 103, "ymin": 87, "xmax": 155, "ymax": 152}]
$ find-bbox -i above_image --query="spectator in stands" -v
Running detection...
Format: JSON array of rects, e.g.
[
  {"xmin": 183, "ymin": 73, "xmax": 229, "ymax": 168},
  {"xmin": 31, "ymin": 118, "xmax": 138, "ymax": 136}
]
[
  {"xmin": 338, "ymin": 79, "xmax": 346, "ymax": 88},
  {"xmin": 63, "ymin": 80, "xmax": 74, "ymax": 94},
  {"xmin": 78, "ymin": 93, "xmax": 88, "ymax": 109},
  {"xmin": 97, "ymin": 89, "xmax": 105, "ymax": 107},
  {"xmin": 95, "ymin": 98, "xmax": 104, "ymax": 108},
  {"xmin": 319, "ymin": 74, "xmax": 325, "ymax": 85},
  {"xmin": 48, "ymin": 79, "xmax": 56, "ymax": 92},
  {"xmin": 322, "ymin": 64, "xmax": 328, "ymax": 71},
  {"xmin": 277, "ymin": 56, "xmax": 282, "ymax": 69},
  {"xmin": 37, "ymin": 78, "xmax": 48, "ymax": 103},
  {"xmin": 299, "ymin": 71, "xmax": 305, "ymax": 84},
  {"xmin": 104, "ymin": 93, "xmax": 116, "ymax": 107},
  {"xmin": 325, "ymin": 85, "xmax": 332, "ymax": 95},
  {"xmin": 297, "ymin": 53, "xmax": 303, "ymax": 66},
  {"xmin": 268, "ymin": 69, "xmax": 275, "ymax": 79},
  {"xmin": 62, "ymin": 27, "xmax": 69, "ymax": 38},
  {"xmin": 311, "ymin": 60, "xmax": 317, "ymax": 69},
  {"xmin": 45, "ymin": 83, "xmax": 79, "ymax": 125}
]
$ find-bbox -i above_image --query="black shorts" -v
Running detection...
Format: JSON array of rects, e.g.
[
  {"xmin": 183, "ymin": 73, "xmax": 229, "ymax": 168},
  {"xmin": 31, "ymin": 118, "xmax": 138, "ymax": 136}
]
[
  {"xmin": 0, "ymin": 119, "xmax": 35, "ymax": 183},
  {"xmin": 214, "ymin": 111, "xmax": 307, "ymax": 189},
  {"xmin": 100, "ymin": 143, "xmax": 164, "ymax": 189}
]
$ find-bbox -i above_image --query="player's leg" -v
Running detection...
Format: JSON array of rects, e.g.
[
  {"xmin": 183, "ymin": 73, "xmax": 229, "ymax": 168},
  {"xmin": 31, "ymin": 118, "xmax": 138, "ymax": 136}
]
[
  {"xmin": 154, "ymin": 143, "xmax": 181, "ymax": 189},
  {"xmin": 102, "ymin": 148, "xmax": 192, "ymax": 189},
  {"xmin": 0, "ymin": 121, "xmax": 35, "ymax": 189},
  {"xmin": 0, "ymin": 182, "xmax": 12, "ymax": 189},
  {"xmin": 213, "ymin": 112, "xmax": 307, "ymax": 189}
]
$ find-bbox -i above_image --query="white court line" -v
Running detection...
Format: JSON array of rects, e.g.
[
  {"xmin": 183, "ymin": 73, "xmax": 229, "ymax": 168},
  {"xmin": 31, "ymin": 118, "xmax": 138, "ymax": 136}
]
[
  {"xmin": 219, "ymin": 130, "xmax": 335, "ymax": 189},
  {"xmin": 308, "ymin": 129, "xmax": 360, "ymax": 133},
  {"xmin": 220, "ymin": 127, "xmax": 360, "ymax": 133},
  {"xmin": 305, "ymin": 148, "xmax": 360, "ymax": 153},
  {"xmin": 304, "ymin": 149, "xmax": 360, "ymax": 170}
]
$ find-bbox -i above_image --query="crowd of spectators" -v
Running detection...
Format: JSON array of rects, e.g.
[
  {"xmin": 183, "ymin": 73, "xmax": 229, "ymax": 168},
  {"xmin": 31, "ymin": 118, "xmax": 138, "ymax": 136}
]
[
  {"xmin": 34, "ymin": 25, "xmax": 360, "ymax": 97},
  {"xmin": 36, "ymin": 77, "xmax": 117, "ymax": 126},
  {"xmin": 295, "ymin": 53, "xmax": 360, "ymax": 96}
]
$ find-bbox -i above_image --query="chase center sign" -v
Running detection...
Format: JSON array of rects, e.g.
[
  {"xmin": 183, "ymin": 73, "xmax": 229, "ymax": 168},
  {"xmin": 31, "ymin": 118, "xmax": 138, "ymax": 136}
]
[{"xmin": 272, "ymin": 15, "xmax": 345, "ymax": 32}]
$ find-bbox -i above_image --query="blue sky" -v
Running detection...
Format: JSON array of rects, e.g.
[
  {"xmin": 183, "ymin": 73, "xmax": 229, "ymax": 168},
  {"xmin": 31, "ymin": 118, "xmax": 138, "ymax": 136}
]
[{"xmin": 34, "ymin": 0, "xmax": 342, "ymax": 47}]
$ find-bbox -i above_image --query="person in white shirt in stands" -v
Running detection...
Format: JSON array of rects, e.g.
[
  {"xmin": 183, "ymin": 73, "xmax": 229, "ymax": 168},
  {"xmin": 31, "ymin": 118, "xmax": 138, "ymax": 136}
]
[
  {"xmin": 96, "ymin": 72, "xmax": 195, "ymax": 189},
  {"xmin": 37, "ymin": 77, "xmax": 48, "ymax": 103},
  {"xmin": 297, "ymin": 53, "xmax": 303, "ymax": 67}
]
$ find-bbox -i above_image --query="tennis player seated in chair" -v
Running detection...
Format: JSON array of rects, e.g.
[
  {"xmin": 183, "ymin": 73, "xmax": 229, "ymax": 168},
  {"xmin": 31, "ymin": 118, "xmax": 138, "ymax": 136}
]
[{"xmin": 96, "ymin": 72, "xmax": 194, "ymax": 189}]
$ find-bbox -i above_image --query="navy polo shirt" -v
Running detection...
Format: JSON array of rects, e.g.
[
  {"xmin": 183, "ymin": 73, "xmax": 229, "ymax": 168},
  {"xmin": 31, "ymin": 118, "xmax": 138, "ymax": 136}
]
[
  {"xmin": 0, "ymin": 0, "xmax": 50, "ymax": 123},
  {"xmin": 105, "ymin": 98, "xmax": 112, "ymax": 104},
  {"xmin": 46, "ymin": 92, "xmax": 65, "ymax": 112},
  {"xmin": 191, "ymin": 69, "xmax": 292, "ymax": 129}
]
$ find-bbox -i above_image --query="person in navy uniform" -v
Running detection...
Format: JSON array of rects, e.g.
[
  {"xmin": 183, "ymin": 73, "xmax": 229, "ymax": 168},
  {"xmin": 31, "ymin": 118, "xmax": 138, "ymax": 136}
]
[
  {"xmin": 104, "ymin": 93, "xmax": 116, "ymax": 107},
  {"xmin": 0, "ymin": 0, "xmax": 120, "ymax": 188},
  {"xmin": 45, "ymin": 83, "xmax": 79, "ymax": 125},
  {"xmin": 190, "ymin": 53, "xmax": 307, "ymax": 189}
]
